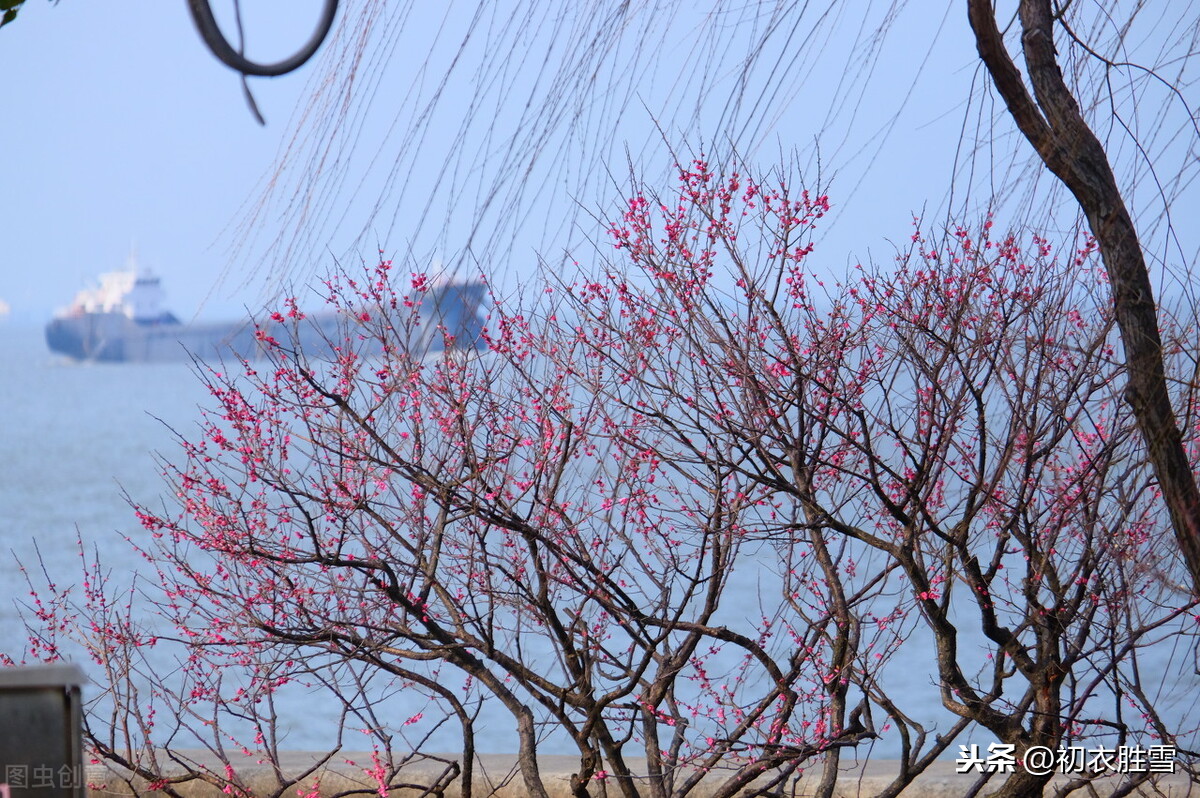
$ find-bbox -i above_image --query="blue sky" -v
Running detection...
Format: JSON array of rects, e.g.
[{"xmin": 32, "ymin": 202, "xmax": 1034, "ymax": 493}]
[
  {"xmin": 1, "ymin": 1, "xmax": 328, "ymax": 323},
  {"xmin": 3, "ymin": 2, "xmax": 1193, "ymax": 328}
]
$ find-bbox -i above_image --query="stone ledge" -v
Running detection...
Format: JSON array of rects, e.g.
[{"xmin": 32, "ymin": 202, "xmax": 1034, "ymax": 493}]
[{"xmin": 85, "ymin": 751, "xmax": 1196, "ymax": 797}]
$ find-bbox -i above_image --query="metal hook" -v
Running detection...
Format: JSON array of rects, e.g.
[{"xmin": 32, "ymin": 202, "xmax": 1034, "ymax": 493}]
[{"xmin": 186, "ymin": 0, "xmax": 338, "ymax": 77}]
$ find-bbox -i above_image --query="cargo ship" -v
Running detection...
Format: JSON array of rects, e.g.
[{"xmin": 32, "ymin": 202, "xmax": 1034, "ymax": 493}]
[{"xmin": 45, "ymin": 263, "xmax": 487, "ymax": 363}]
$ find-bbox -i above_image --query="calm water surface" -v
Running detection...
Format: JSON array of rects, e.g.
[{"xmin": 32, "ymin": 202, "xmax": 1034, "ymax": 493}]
[
  {"xmin": 3, "ymin": 323, "xmax": 1197, "ymax": 760},
  {"xmin": 0, "ymin": 323, "xmax": 208, "ymax": 626}
]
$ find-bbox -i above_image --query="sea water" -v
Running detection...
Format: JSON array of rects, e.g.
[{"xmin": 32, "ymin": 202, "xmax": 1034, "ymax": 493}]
[{"xmin": 3, "ymin": 324, "xmax": 1198, "ymax": 762}]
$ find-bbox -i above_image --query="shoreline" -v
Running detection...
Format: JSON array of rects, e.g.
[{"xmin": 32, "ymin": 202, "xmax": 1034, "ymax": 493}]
[{"xmin": 84, "ymin": 751, "xmax": 1194, "ymax": 797}]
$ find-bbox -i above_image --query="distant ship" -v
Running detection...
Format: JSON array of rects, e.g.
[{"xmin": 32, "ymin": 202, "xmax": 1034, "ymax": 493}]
[{"xmin": 45, "ymin": 262, "xmax": 487, "ymax": 364}]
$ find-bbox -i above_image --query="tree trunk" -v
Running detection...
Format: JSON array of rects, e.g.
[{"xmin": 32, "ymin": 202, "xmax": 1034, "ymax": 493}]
[
  {"xmin": 993, "ymin": 768, "xmax": 1053, "ymax": 798},
  {"xmin": 966, "ymin": 0, "xmax": 1200, "ymax": 593}
]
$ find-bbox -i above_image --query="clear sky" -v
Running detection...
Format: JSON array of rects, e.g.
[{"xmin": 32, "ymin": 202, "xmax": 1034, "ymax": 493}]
[
  {"xmin": 2, "ymin": 2, "xmax": 1195, "ymax": 327},
  {"xmin": 0, "ymin": 1, "xmax": 329, "ymax": 323}
]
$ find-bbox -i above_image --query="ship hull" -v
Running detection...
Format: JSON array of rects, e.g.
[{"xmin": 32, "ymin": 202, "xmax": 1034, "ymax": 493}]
[
  {"xmin": 45, "ymin": 284, "xmax": 487, "ymax": 364},
  {"xmin": 45, "ymin": 314, "xmax": 269, "ymax": 363}
]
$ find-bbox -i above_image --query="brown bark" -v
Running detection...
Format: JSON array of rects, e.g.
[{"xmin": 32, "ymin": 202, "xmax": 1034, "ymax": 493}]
[
  {"xmin": 987, "ymin": 767, "xmax": 1054, "ymax": 798},
  {"xmin": 966, "ymin": 0, "xmax": 1200, "ymax": 593}
]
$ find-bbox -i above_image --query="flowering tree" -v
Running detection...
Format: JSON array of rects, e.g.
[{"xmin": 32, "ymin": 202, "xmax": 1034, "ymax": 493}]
[
  {"xmin": 968, "ymin": 0, "xmax": 1200, "ymax": 602},
  {"xmin": 12, "ymin": 161, "xmax": 1199, "ymax": 797}
]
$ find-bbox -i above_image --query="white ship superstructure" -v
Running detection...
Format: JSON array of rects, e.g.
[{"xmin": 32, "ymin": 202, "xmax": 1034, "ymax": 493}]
[
  {"xmin": 47, "ymin": 261, "xmax": 487, "ymax": 363},
  {"xmin": 64, "ymin": 259, "xmax": 172, "ymax": 323}
]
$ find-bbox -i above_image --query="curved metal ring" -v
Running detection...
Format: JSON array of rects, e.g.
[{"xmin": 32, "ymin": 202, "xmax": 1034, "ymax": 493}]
[{"xmin": 186, "ymin": 0, "xmax": 339, "ymax": 77}]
